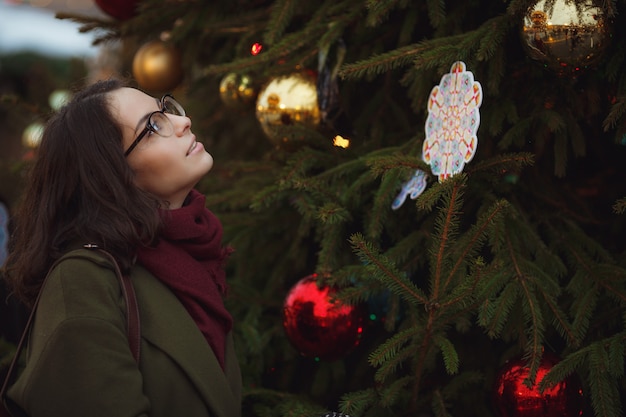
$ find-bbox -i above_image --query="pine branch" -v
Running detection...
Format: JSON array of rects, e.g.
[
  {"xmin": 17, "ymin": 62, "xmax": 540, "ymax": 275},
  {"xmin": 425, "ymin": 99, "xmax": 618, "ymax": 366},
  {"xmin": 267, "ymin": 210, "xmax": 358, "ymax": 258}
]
[
  {"xmin": 475, "ymin": 15, "xmax": 513, "ymax": 62},
  {"xmin": 588, "ymin": 340, "xmax": 624, "ymax": 417},
  {"xmin": 339, "ymin": 41, "xmax": 445, "ymax": 80},
  {"xmin": 386, "ymin": 229, "xmax": 431, "ymax": 276},
  {"xmin": 379, "ymin": 376, "xmax": 412, "ymax": 408},
  {"xmin": 467, "ymin": 152, "xmax": 534, "ymax": 179},
  {"xmin": 264, "ymin": 0, "xmax": 299, "ymax": 45},
  {"xmin": 316, "ymin": 207, "xmax": 350, "ymax": 272},
  {"xmin": 614, "ymin": 197, "xmax": 626, "ymax": 214},
  {"xmin": 204, "ymin": 1, "xmax": 361, "ymax": 76},
  {"xmin": 429, "ymin": 177, "xmax": 465, "ymax": 300},
  {"xmin": 517, "ymin": 271, "xmax": 547, "ymax": 385},
  {"xmin": 604, "ymin": 96, "xmax": 626, "ymax": 131},
  {"xmin": 478, "ymin": 281, "xmax": 518, "ymax": 338},
  {"xmin": 433, "ymin": 334, "xmax": 459, "ymax": 375},
  {"xmin": 339, "ymin": 388, "xmax": 377, "ymax": 417},
  {"xmin": 438, "ymin": 371, "xmax": 485, "ymax": 407},
  {"xmin": 364, "ymin": 0, "xmax": 401, "ymax": 27},
  {"xmin": 425, "ymin": 0, "xmax": 446, "ymax": 29},
  {"xmin": 412, "ymin": 15, "xmax": 512, "ymax": 74},
  {"xmin": 350, "ymin": 233, "xmax": 428, "ymax": 306},
  {"xmin": 442, "ymin": 199, "xmax": 509, "ymax": 295},
  {"xmin": 366, "ymin": 152, "xmax": 429, "ymax": 177},
  {"xmin": 431, "ymin": 389, "xmax": 451, "ymax": 417},
  {"xmin": 317, "ymin": 202, "xmax": 352, "ymax": 225},
  {"xmin": 54, "ymin": 12, "xmax": 119, "ymax": 45},
  {"xmin": 204, "ymin": 26, "xmax": 324, "ymax": 75},
  {"xmin": 368, "ymin": 326, "xmax": 420, "ymax": 370},
  {"xmin": 374, "ymin": 334, "xmax": 423, "ymax": 384},
  {"xmin": 499, "ymin": 116, "xmax": 534, "ymax": 149},
  {"xmin": 535, "ymin": 280, "xmax": 576, "ymax": 346},
  {"xmin": 568, "ymin": 282, "xmax": 598, "ymax": 343}
]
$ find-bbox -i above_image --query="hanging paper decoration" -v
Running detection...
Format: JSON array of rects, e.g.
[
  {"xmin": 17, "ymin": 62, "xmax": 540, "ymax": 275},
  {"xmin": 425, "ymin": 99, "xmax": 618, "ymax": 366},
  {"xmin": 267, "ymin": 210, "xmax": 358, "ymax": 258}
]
[
  {"xmin": 423, "ymin": 61, "xmax": 482, "ymax": 182},
  {"xmin": 391, "ymin": 169, "xmax": 428, "ymax": 210}
]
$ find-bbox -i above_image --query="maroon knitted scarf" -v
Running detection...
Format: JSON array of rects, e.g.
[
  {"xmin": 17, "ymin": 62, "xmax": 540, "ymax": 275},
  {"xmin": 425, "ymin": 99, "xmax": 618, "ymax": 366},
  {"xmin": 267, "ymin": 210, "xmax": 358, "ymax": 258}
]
[{"xmin": 136, "ymin": 189, "xmax": 233, "ymax": 369}]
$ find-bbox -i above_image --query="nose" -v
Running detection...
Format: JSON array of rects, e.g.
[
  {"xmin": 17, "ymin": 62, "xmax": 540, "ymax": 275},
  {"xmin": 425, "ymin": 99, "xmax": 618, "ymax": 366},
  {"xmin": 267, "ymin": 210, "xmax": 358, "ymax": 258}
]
[{"xmin": 169, "ymin": 113, "xmax": 191, "ymax": 137}]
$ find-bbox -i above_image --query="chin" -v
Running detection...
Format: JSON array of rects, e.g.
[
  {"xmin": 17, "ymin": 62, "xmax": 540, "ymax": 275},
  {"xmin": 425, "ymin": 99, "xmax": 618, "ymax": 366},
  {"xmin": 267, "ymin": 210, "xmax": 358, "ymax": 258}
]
[
  {"xmin": 196, "ymin": 157, "xmax": 214, "ymax": 180},
  {"xmin": 202, "ymin": 158, "xmax": 214, "ymax": 174},
  {"xmin": 202, "ymin": 151, "xmax": 214, "ymax": 170}
]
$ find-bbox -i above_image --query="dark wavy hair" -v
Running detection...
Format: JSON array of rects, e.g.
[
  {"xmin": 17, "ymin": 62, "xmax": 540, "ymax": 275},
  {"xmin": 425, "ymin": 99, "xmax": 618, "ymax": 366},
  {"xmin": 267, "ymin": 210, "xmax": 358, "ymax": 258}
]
[{"xmin": 3, "ymin": 79, "xmax": 162, "ymax": 305}]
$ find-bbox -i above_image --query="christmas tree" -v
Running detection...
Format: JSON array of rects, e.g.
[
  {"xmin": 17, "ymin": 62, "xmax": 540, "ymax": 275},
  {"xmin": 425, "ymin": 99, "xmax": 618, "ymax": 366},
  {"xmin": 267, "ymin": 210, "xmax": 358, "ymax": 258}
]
[{"xmin": 9, "ymin": 0, "xmax": 626, "ymax": 416}]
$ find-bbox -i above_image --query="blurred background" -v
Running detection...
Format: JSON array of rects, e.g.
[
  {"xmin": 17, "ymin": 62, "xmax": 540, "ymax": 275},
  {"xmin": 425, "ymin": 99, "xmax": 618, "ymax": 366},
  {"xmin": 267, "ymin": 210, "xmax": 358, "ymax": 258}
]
[
  {"xmin": 0, "ymin": 0, "xmax": 109, "ymax": 206},
  {"xmin": 0, "ymin": 0, "xmax": 103, "ymax": 56}
]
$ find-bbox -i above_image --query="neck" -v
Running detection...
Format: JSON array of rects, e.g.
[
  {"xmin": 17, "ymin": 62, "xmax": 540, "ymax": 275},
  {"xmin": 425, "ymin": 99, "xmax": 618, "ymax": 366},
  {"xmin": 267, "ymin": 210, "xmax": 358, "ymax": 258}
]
[{"xmin": 160, "ymin": 189, "xmax": 193, "ymax": 209}]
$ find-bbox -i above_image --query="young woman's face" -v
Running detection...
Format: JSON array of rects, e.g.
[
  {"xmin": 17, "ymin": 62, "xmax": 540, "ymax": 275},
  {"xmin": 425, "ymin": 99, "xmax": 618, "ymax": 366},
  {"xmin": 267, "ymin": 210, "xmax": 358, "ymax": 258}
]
[{"xmin": 110, "ymin": 88, "xmax": 213, "ymax": 208}]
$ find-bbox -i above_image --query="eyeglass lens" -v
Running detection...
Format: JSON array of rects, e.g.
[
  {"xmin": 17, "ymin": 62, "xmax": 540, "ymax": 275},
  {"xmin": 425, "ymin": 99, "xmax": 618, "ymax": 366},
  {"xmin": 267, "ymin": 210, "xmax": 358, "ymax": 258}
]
[
  {"xmin": 123, "ymin": 95, "xmax": 185, "ymax": 157},
  {"xmin": 162, "ymin": 96, "xmax": 185, "ymax": 116},
  {"xmin": 147, "ymin": 113, "xmax": 172, "ymax": 136},
  {"xmin": 146, "ymin": 96, "xmax": 185, "ymax": 137}
]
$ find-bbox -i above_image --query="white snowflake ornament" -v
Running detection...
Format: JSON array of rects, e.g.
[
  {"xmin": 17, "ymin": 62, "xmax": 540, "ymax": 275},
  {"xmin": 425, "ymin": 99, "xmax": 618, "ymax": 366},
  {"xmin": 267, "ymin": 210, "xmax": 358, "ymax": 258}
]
[{"xmin": 423, "ymin": 61, "xmax": 482, "ymax": 182}]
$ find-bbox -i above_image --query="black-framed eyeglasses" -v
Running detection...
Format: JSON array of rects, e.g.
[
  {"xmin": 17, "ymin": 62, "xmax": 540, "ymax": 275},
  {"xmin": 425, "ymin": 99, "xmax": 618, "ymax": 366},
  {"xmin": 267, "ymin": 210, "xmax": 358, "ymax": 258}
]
[{"xmin": 124, "ymin": 94, "xmax": 186, "ymax": 157}]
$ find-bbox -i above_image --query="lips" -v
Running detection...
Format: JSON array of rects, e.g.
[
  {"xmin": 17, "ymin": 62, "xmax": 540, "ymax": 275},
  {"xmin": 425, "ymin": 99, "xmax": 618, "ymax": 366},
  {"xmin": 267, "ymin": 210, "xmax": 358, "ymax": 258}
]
[{"xmin": 186, "ymin": 140, "xmax": 197, "ymax": 156}]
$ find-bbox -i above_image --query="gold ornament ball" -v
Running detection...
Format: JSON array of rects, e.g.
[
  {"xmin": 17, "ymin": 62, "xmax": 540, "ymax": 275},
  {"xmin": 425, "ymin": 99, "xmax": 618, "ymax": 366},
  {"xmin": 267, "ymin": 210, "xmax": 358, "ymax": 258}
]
[
  {"xmin": 219, "ymin": 73, "xmax": 257, "ymax": 109},
  {"xmin": 132, "ymin": 40, "xmax": 183, "ymax": 92},
  {"xmin": 255, "ymin": 71, "xmax": 320, "ymax": 147},
  {"xmin": 521, "ymin": 0, "xmax": 609, "ymax": 76}
]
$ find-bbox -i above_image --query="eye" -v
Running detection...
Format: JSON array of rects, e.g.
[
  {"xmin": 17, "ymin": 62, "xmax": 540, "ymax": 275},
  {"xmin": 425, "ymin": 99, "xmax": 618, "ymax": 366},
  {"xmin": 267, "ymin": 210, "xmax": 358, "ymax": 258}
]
[{"xmin": 149, "ymin": 113, "xmax": 168, "ymax": 134}]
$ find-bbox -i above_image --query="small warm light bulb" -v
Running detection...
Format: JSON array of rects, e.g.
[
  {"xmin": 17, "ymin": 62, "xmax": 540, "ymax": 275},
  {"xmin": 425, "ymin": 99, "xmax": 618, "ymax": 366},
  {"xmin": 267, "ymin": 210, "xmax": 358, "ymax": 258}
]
[
  {"xmin": 251, "ymin": 42, "xmax": 263, "ymax": 55},
  {"xmin": 160, "ymin": 31, "xmax": 172, "ymax": 42},
  {"xmin": 22, "ymin": 122, "xmax": 45, "ymax": 148},
  {"xmin": 49, "ymin": 89, "xmax": 71, "ymax": 111},
  {"xmin": 333, "ymin": 135, "xmax": 350, "ymax": 148}
]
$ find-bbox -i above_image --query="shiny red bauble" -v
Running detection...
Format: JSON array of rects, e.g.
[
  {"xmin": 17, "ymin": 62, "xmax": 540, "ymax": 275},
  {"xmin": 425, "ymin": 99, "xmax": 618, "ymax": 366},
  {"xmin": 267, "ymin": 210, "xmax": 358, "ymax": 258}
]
[
  {"xmin": 95, "ymin": 0, "xmax": 139, "ymax": 21},
  {"xmin": 282, "ymin": 274, "xmax": 365, "ymax": 361},
  {"xmin": 493, "ymin": 353, "xmax": 584, "ymax": 417}
]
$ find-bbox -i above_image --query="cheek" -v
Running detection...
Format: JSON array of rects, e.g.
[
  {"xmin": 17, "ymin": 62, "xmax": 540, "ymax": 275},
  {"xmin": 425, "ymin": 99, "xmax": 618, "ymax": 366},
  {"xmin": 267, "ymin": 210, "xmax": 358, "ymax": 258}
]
[{"xmin": 130, "ymin": 152, "xmax": 181, "ymax": 192}]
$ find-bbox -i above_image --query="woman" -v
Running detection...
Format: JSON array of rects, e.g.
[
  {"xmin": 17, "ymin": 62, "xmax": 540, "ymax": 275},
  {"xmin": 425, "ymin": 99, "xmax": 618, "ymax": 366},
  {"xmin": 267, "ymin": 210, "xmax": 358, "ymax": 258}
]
[{"xmin": 2, "ymin": 79, "xmax": 242, "ymax": 417}]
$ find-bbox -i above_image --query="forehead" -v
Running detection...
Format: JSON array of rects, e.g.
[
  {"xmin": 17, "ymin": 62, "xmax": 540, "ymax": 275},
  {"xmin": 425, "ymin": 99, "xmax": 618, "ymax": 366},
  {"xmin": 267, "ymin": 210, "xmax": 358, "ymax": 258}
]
[{"xmin": 109, "ymin": 87, "xmax": 158, "ymax": 128}]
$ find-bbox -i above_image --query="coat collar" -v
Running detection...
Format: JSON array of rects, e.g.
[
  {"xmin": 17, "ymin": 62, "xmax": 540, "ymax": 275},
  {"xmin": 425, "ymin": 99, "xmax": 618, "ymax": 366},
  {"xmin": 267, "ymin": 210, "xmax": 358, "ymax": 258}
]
[{"xmin": 131, "ymin": 265, "xmax": 240, "ymax": 417}]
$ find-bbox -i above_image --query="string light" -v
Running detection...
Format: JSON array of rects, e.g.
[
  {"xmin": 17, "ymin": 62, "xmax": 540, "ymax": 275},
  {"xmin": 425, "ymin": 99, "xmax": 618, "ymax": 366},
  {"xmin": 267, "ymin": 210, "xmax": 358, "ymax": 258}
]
[
  {"xmin": 251, "ymin": 42, "xmax": 263, "ymax": 55},
  {"xmin": 333, "ymin": 135, "xmax": 350, "ymax": 148}
]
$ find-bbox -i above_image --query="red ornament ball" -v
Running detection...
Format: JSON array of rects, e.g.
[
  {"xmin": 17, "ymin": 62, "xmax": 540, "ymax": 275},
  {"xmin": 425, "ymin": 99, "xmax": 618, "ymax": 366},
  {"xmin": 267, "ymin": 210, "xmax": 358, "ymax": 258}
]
[
  {"xmin": 95, "ymin": 0, "xmax": 139, "ymax": 21},
  {"xmin": 493, "ymin": 353, "xmax": 584, "ymax": 417},
  {"xmin": 282, "ymin": 274, "xmax": 365, "ymax": 361}
]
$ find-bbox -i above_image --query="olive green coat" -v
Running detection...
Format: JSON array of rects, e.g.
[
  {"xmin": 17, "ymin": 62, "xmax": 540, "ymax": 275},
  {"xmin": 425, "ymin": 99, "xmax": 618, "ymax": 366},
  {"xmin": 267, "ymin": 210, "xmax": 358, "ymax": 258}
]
[{"xmin": 6, "ymin": 249, "xmax": 242, "ymax": 417}]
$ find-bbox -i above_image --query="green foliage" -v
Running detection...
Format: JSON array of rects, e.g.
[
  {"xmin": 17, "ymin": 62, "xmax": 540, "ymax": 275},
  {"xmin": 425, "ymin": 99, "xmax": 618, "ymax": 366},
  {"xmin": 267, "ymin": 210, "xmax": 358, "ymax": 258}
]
[{"xmin": 43, "ymin": 0, "xmax": 626, "ymax": 415}]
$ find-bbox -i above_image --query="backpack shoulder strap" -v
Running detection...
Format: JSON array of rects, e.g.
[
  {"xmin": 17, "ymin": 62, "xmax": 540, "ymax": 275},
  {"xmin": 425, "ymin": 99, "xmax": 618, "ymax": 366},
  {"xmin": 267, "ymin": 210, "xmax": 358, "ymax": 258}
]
[{"xmin": 90, "ymin": 247, "xmax": 140, "ymax": 362}]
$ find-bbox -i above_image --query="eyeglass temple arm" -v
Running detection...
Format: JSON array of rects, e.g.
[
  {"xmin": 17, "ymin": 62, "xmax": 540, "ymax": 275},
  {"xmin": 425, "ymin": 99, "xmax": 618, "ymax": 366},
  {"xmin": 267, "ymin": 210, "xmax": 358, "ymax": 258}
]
[{"xmin": 124, "ymin": 128, "xmax": 149, "ymax": 157}]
